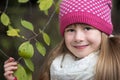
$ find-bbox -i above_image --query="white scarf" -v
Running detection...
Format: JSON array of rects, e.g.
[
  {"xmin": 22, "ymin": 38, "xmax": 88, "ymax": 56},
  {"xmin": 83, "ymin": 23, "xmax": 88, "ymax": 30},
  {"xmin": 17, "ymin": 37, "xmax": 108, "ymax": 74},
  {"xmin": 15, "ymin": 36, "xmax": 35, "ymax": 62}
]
[{"xmin": 50, "ymin": 51, "xmax": 99, "ymax": 80}]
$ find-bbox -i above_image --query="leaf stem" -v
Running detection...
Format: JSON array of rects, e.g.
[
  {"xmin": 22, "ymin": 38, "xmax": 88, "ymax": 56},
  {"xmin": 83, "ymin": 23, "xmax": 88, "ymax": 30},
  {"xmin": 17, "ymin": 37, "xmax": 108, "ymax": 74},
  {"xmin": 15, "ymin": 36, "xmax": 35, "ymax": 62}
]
[
  {"xmin": 17, "ymin": 57, "xmax": 23, "ymax": 62},
  {"xmin": 42, "ymin": 5, "xmax": 58, "ymax": 32},
  {"xmin": 28, "ymin": 31, "xmax": 39, "ymax": 41},
  {"xmin": 0, "ymin": 48, "xmax": 9, "ymax": 58},
  {"xmin": 3, "ymin": 0, "xmax": 9, "ymax": 12}
]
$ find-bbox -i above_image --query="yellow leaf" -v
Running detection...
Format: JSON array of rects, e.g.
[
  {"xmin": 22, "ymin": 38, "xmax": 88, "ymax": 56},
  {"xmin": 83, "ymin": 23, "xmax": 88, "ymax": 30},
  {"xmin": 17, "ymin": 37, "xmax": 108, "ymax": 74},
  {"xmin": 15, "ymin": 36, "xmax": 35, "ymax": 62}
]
[
  {"xmin": 7, "ymin": 26, "xmax": 20, "ymax": 37},
  {"xmin": 39, "ymin": 0, "xmax": 53, "ymax": 11}
]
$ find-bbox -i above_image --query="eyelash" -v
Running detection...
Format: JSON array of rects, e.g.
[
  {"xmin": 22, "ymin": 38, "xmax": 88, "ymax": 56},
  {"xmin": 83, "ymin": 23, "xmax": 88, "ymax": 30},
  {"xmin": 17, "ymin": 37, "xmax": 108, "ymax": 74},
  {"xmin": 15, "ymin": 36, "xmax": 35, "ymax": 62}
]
[
  {"xmin": 84, "ymin": 27, "xmax": 92, "ymax": 30},
  {"xmin": 65, "ymin": 27, "xmax": 93, "ymax": 32},
  {"xmin": 65, "ymin": 29, "xmax": 75, "ymax": 32}
]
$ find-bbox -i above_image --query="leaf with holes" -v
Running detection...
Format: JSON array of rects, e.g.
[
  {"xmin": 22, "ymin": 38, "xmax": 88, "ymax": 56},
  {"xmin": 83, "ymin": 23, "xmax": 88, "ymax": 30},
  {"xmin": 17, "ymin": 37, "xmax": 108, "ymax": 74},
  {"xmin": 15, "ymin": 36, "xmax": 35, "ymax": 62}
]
[
  {"xmin": 14, "ymin": 64, "xmax": 27, "ymax": 80},
  {"xmin": 18, "ymin": 41, "xmax": 34, "ymax": 58}
]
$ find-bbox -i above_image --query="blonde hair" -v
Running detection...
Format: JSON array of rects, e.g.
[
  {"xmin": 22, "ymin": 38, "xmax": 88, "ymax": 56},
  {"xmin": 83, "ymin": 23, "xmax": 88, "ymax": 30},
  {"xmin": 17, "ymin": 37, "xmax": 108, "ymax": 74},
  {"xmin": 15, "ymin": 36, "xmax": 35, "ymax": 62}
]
[
  {"xmin": 39, "ymin": 33, "xmax": 120, "ymax": 80},
  {"xmin": 39, "ymin": 40, "xmax": 68, "ymax": 80},
  {"xmin": 95, "ymin": 33, "xmax": 120, "ymax": 80}
]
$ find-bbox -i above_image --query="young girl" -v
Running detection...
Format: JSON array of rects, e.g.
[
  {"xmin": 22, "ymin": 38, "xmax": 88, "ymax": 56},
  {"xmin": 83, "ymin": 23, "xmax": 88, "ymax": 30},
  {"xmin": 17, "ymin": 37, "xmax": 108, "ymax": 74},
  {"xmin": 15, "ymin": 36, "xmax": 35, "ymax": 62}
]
[{"xmin": 4, "ymin": 0, "xmax": 120, "ymax": 80}]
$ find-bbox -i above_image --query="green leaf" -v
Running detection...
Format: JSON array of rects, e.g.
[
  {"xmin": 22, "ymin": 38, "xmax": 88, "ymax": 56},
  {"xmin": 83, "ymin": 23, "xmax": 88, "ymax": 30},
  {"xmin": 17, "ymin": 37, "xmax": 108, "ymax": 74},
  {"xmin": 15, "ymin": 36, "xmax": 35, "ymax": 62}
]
[
  {"xmin": 18, "ymin": 0, "xmax": 29, "ymax": 3},
  {"xmin": 55, "ymin": 0, "xmax": 62, "ymax": 14},
  {"xmin": 37, "ymin": 0, "xmax": 44, "ymax": 3},
  {"xmin": 14, "ymin": 64, "xmax": 27, "ymax": 80},
  {"xmin": 0, "ymin": 13, "xmax": 10, "ymax": 26},
  {"xmin": 39, "ymin": 0, "xmax": 53, "ymax": 11},
  {"xmin": 21, "ymin": 20, "xmax": 34, "ymax": 31},
  {"xmin": 25, "ymin": 68, "xmax": 32, "ymax": 80},
  {"xmin": 42, "ymin": 32, "xmax": 50, "ymax": 46},
  {"xmin": 44, "ymin": 10, "xmax": 48, "ymax": 15},
  {"xmin": 18, "ymin": 41, "xmax": 34, "ymax": 58},
  {"xmin": 24, "ymin": 58, "xmax": 34, "ymax": 72},
  {"xmin": 35, "ymin": 41, "xmax": 46, "ymax": 56},
  {"xmin": 7, "ymin": 26, "xmax": 20, "ymax": 37}
]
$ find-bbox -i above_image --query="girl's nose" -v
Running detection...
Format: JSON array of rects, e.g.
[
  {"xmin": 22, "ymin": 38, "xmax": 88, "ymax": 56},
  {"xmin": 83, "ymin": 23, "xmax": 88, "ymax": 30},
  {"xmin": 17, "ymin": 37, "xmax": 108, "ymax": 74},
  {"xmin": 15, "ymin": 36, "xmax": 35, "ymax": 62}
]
[{"xmin": 74, "ymin": 31, "xmax": 85, "ymax": 43}]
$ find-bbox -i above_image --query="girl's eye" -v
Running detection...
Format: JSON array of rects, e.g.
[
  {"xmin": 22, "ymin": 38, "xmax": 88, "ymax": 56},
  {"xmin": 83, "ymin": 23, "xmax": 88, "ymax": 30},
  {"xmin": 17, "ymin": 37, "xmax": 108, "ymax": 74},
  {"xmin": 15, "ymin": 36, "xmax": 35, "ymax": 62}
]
[
  {"xmin": 65, "ymin": 28, "xmax": 75, "ymax": 32},
  {"xmin": 84, "ymin": 27, "xmax": 92, "ymax": 31}
]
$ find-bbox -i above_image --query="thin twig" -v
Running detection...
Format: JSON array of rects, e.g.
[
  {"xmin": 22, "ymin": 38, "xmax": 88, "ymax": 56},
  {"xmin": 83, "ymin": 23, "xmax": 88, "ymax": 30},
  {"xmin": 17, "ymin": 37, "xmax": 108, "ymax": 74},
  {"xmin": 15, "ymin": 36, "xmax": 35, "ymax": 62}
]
[
  {"xmin": 0, "ymin": 48, "xmax": 9, "ymax": 58},
  {"xmin": 17, "ymin": 57, "xmax": 23, "ymax": 62},
  {"xmin": 28, "ymin": 31, "xmax": 39, "ymax": 41},
  {"xmin": 42, "ymin": 5, "xmax": 58, "ymax": 31},
  {"xmin": 42, "ymin": 0, "xmax": 61, "ymax": 32},
  {"xmin": 25, "ymin": 0, "xmax": 60, "ymax": 41},
  {"xmin": 3, "ymin": 0, "xmax": 9, "ymax": 12}
]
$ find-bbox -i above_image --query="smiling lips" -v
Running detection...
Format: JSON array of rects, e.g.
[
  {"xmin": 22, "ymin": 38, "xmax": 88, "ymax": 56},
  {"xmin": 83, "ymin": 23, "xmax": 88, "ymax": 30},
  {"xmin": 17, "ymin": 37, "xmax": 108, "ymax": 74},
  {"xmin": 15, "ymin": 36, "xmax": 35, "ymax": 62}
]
[{"xmin": 74, "ymin": 45, "xmax": 88, "ymax": 49}]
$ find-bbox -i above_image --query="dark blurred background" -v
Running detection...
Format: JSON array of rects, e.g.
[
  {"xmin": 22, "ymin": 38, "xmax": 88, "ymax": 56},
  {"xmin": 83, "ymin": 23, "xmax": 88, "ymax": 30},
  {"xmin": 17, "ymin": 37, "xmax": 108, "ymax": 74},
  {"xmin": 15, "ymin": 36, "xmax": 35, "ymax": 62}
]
[
  {"xmin": 111, "ymin": 0, "xmax": 120, "ymax": 34},
  {"xmin": 0, "ymin": 0, "xmax": 61, "ymax": 80},
  {"xmin": 0, "ymin": 0, "xmax": 120, "ymax": 80}
]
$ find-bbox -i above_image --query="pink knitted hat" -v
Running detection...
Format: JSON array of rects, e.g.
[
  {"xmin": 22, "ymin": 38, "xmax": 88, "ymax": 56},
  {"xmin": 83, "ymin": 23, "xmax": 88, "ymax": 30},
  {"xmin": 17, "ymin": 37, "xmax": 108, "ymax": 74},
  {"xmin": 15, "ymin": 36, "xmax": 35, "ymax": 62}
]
[{"xmin": 59, "ymin": 0, "xmax": 113, "ymax": 36}]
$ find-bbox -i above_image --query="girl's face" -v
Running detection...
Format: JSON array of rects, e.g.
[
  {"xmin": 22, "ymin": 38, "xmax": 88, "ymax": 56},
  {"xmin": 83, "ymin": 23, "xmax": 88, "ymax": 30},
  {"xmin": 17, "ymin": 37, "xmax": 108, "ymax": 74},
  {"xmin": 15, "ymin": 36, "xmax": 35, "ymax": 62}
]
[{"xmin": 64, "ymin": 24, "xmax": 101, "ymax": 58}]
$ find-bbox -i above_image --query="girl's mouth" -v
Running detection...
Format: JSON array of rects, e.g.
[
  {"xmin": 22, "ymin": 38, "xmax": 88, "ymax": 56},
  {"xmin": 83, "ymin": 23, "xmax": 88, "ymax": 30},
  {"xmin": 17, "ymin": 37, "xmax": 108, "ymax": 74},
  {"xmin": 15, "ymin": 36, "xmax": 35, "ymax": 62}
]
[{"xmin": 74, "ymin": 45, "xmax": 88, "ymax": 49}]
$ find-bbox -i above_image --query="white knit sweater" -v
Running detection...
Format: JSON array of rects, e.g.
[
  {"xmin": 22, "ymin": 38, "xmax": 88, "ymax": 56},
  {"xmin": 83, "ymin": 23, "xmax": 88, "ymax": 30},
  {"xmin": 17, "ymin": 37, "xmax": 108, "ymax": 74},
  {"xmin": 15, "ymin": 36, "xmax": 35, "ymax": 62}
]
[{"xmin": 50, "ymin": 51, "xmax": 99, "ymax": 80}]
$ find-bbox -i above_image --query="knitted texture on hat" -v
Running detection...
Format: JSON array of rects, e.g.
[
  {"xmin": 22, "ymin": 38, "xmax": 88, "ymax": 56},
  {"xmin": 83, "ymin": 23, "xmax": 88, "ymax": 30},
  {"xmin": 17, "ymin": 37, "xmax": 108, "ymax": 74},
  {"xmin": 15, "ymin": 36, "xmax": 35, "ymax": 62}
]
[{"xmin": 59, "ymin": 0, "xmax": 113, "ymax": 36}]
